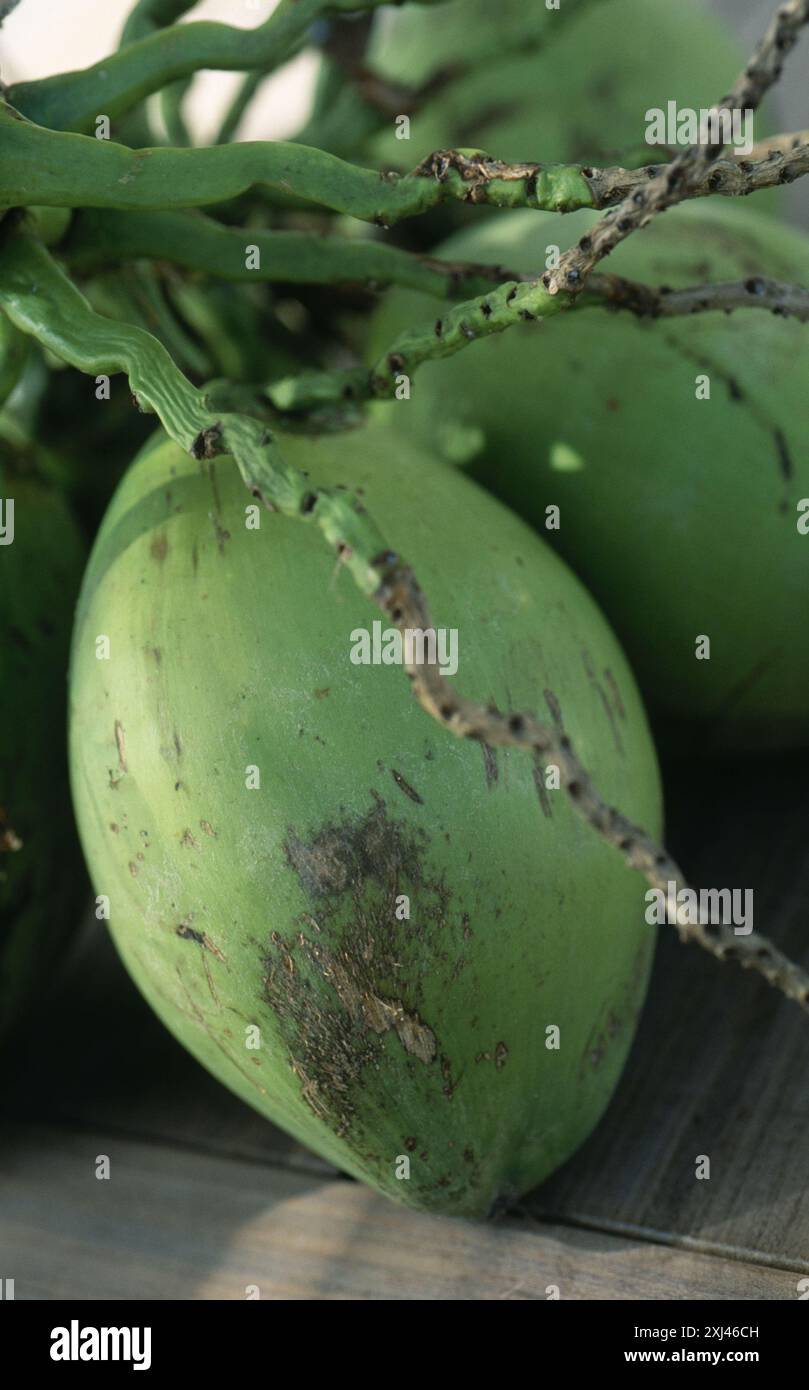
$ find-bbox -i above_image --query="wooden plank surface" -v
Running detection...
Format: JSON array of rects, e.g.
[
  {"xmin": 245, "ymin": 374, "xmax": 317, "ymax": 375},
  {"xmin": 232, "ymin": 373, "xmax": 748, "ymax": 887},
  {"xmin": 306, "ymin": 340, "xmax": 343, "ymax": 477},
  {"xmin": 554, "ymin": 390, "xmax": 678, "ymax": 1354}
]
[
  {"xmin": 2, "ymin": 752, "xmax": 808, "ymax": 1293},
  {"xmin": 0, "ymin": 1122, "xmax": 797, "ymax": 1301}
]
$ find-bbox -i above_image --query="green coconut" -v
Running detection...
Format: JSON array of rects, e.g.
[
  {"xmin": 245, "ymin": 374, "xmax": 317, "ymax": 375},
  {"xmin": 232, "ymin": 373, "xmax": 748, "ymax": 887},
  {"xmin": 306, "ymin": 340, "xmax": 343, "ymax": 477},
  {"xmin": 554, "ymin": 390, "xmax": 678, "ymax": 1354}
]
[
  {"xmin": 0, "ymin": 445, "xmax": 87, "ymax": 1038},
  {"xmin": 368, "ymin": 201, "xmax": 809, "ymax": 751},
  {"xmin": 69, "ymin": 421, "xmax": 661, "ymax": 1217},
  {"xmin": 366, "ymin": 0, "xmax": 745, "ymax": 169}
]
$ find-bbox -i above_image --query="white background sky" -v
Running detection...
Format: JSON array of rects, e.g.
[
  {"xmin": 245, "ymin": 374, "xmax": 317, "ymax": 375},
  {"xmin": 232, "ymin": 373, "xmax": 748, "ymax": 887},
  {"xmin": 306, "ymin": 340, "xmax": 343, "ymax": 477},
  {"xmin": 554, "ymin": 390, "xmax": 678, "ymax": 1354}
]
[{"xmin": 0, "ymin": 0, "xmax": 319, "ymax": 143}]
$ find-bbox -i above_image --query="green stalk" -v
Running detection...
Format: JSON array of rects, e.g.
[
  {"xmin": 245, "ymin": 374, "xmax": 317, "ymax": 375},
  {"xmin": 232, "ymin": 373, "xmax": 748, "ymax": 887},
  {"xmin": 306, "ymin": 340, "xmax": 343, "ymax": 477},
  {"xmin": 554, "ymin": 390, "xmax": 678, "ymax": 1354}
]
[
  {"xmin": 0, "ymin": 232, "xmax": 387, "ymax": 595},
  {"xmin": 0, "ymin": 106, "xmax": 592, "ymax": 220},
  {"xmin": 120, "ymin": 0, "xmax": 196, "ymax": 145},
  {"xmin": 8, "ymin": 0, "xmax": 444, "ymax": 134},
  {"xmin": 214, "ymin": 72, "xmax": 265, "ymax": 146},
  {"xmin": 62, "ymin": 208, "xmax": 514, "ymax": 300},
  {"xmin": 269, "ymin": 277, "xmax": 574, "ymax": 409}
]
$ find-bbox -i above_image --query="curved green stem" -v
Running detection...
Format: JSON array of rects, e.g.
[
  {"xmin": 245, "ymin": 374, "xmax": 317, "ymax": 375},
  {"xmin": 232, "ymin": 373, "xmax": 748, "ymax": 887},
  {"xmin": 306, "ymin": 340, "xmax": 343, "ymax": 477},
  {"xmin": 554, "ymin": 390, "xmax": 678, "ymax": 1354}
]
[
  {"xmin": 268, "ymin": 268, "xmax": 809, "ymax": 411},
  {"xmin": 0, "ymin": 231, "xmax": 385, "ymax": 593},
  {"xmin": 0, "ymin": 107, "xmax": 592, "ymax": 220},
  {"xmin": 83, "ymin": 263, "xmax": 210, "ymax": 378},
  {"xmin": 62, "ymin": 208, "xmax": 514, "ymax": 300},
  {"xmin": 271, "ymin": 277, "xmax": 573, "ymax": 409},
  {"xmin": 7, "ymin": 0, "xmax": 443, "ymax": 134},
  {"xmin": 214, "ymin": 72, "xmax": 265, "ymax": 146},
  {"xmin": 120, "ymin": 3, "xmax": 197, "ymax": 146},
  {"xmin": 158, "ymin": 80, "xmax": 191, "ymax": 146}
]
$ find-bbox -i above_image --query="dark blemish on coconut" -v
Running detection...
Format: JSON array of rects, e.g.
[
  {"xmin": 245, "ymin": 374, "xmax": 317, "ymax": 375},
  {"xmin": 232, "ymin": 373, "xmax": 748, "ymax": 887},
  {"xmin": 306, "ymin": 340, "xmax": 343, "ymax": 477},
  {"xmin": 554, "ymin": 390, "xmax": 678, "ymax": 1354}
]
[
  {"xmin": 128, "ymin": 861, "xmax": 138, "ymax": 878},
  {"xmin": 114, "ymin": 720, "xmax": 127, "ymax": 774},
  {"xmin": 391, "ymin": 769, "xmax": 424, "ymax": 805},
  {"xmin": 544, "ymin": 689, "xmax": 564, "ymax": 729},
  {"xmin": 495, "ymin": 1041, "xmax": 509, "ymax": 1070},
  {"xmin": 173, "ymin": 730, "xmax": 182, "ymax": 759},
  {"xmin": 210, "ymin": 513, "xmax": 231, "ymax": 553},
  {"xmin": 727, "ymin": 376, "xmax": 745, "ymax": 403},
  {"xmin": 604, "ymin": 668, "xmax": 627, "ymax": 721},
  {"xmin": 773, "ymin": 428, "xmax": 793, "ymax": 481},
  {"xmin": 191, "ymin": 541, "xmax": 199, "ymax": 576},
  {"xmin": 176, "ymin": 922, "xmax": 226, "ymax": 961},
  {"xmin": 150, "ymin": 532, "xmax": 169, "ymax": 565},
  {"xmin": 200, "ymin": 820, "xmax": 216, "ymax": 837},
  {"xmin": 180, "ymin": 828, "xmax": 199, "ymax": 849},
  {"xmin": 583, "ymin": 653, "xmax": 624, "ymax": 745},
  {"xmin": 441, "ymin": 1053, "xmax": 459, "ymax": 1100},
  {"xmin": 481, "ymin": 743, "xmax": 498, "ymax": 789},
  {"xmin": 150, "ymin": 646, "xmax": 162, "ymax": 666},
  {"xmin": 109, "ymin": 822, "xmax": 119, "ymax": 834},
  {"xmin": 284, "ymin": 795, "xmax": 426, "ymax": 900},
  {"xmin": 272, "ymin": 797, "xmax": 455, "ymax": 1137},
  {"xmin": 404, "ymin": 1137, "xmax": 417, "ymax": 1152},
  {"xmin": 207, "ymin": 462, "xmax": 231, "ymax": 553},
  {"xmin": 314, "ymin": 687, "xmax": 330, "ymax": 699}
]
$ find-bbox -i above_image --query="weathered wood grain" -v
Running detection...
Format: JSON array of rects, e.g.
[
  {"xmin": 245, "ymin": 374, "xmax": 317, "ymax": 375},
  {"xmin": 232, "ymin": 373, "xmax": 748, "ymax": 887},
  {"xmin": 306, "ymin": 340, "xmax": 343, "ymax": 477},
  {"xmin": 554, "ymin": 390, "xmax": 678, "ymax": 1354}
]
[
  {"xmin": 532, "ymin": 752, "xmax": 809, "ymax": 1271},
  {"xmin": 0, "ymin": 1122, "xmax": 797, "ymax": 1300}
]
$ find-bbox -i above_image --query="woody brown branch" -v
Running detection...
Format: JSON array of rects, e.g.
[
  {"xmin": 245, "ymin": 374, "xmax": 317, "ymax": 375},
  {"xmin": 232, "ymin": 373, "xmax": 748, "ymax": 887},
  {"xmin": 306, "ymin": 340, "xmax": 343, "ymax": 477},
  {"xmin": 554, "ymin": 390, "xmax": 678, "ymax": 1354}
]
[
  {"xmin": 586, "ymin": 272, "xmax": 809, "ymax": 322},
  {"xmin": 585, "ymin": 137, "xmax": 809, "ymax": 209},
  {"xmin": 545, "ymin": 0, "xmax": 809, "ymax": 296}
]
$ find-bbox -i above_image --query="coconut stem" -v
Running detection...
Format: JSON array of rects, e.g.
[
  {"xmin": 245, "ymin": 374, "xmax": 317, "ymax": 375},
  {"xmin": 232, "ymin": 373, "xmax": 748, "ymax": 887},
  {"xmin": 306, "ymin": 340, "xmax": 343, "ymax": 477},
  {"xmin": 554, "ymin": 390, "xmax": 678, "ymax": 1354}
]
[{"xmin": 267, "ymin": 268, "xmax": 809, "ymax": 413}]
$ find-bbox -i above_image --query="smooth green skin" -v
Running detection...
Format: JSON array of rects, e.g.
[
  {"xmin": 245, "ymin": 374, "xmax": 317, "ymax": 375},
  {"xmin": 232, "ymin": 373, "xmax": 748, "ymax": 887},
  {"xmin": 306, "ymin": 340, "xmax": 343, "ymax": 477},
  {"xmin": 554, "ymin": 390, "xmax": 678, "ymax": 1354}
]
[
  {"xmin": 367, "ymin": 0, "xmax": 745, "ymax": 168},
  {"xmin": 369, "ymin": 201, "xmax": 809, "ymax": 751},
  {"xmin": 0, "ymin": 455, "xmax": 87, "ymax": 1038},
  {"xmin": 70, "ymin": 423, "xmax": 661, "ymax": 1217}
]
